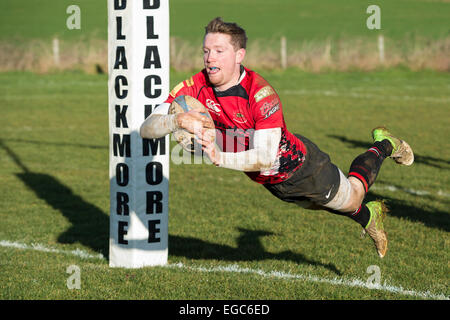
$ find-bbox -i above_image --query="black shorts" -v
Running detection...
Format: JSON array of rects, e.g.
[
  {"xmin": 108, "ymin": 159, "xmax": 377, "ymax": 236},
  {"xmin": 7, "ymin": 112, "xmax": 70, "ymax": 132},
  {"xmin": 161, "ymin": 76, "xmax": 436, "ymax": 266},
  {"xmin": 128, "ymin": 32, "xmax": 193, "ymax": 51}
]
[{"xmin": 263, "ymin": 134, "xmax": 341, "ymax": 206}]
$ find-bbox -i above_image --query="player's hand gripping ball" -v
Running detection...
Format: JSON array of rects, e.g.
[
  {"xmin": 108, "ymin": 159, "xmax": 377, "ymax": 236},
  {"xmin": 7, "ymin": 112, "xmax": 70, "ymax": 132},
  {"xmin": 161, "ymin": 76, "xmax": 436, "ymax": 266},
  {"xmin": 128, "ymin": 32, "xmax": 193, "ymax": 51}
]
[{"xmin": 169, "ymin": 95, "xmax": 215, "ymax": 153}]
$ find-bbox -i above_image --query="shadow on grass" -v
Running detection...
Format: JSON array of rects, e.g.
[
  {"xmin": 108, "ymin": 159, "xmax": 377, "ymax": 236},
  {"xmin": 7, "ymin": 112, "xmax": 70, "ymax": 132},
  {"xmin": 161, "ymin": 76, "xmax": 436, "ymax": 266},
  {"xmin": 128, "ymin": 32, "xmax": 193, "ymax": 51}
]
[
  {"xmin": 0, "ymin": 139, "xmax": 341, "ymax": 271},
  {"xmin": 169, "ymin": 228, "xmax": 342, "ymax": 275},
  {"xmin": 16, "ymin": 172, "xmax": 109, "ymax": 258},
  {"xmin": 0, "ymin": 139, "xmax": 109, "ymax": 258}
]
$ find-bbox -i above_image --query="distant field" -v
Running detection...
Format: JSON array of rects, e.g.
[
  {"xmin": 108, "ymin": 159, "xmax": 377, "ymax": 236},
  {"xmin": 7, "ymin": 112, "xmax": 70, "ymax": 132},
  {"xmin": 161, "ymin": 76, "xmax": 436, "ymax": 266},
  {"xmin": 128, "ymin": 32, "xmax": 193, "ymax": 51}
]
[
  {"xmin": 1, "ymin": 0, "xmax": 449, "ymax": 73},
  {"xmin": 0, "ymin": 0, "xmax": 449, "ymax": 42},
  {"xmin": 0, "ymin": 69, "xmax": 448, "ymax": 299}
]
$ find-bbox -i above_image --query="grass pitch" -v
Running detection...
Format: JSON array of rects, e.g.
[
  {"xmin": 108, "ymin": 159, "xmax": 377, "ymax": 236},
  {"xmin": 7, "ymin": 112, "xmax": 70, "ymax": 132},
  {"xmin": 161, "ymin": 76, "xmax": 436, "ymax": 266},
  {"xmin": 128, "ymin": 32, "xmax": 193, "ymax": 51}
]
[
  {"xmin": 0, "ymin": 69, "xmax": 448, "ymax": 299},
  {"xmin": 1, "ymin": 0, "xmax": 449, "ymax": 42}
]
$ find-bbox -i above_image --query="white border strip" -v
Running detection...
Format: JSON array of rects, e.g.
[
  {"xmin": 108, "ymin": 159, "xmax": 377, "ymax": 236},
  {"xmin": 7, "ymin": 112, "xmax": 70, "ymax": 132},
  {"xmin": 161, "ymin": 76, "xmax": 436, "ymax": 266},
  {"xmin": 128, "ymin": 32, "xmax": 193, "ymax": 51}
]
[{"xmin": 1, "ymin": 240, "xmax": 447, "ymax": 300}]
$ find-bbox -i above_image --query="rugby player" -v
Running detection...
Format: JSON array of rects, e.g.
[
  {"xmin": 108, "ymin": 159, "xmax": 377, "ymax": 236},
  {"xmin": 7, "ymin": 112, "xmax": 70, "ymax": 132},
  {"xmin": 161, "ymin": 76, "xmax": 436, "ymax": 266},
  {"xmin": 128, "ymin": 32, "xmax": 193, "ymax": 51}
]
[{"xmin": 140, "ymin": 17, "xmax": 414, "ymax": 258}]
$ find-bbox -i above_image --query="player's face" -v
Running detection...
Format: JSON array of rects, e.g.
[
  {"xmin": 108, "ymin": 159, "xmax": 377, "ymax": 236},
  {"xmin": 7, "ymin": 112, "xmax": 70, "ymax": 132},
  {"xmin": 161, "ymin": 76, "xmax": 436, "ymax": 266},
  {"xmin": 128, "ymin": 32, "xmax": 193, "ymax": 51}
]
[{"xmin": 203, "ymin": 32, "xmax": 245, "ymax": 91}]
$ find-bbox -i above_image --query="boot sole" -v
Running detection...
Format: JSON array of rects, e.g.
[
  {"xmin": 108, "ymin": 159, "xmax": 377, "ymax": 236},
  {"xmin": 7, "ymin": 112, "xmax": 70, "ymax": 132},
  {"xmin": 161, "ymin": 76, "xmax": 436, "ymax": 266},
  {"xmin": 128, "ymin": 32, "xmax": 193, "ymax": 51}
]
[{"xmin": 392, "ymin": 140, "xmax": 414, "ymax": 166}]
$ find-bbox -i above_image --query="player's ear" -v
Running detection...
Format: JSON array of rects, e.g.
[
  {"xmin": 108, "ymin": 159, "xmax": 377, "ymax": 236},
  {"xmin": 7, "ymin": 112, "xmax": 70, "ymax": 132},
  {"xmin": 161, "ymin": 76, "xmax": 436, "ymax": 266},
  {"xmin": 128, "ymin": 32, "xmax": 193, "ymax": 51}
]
[{"xmin": 236, "ymin": 48, "xmax": 246, "ymax": 64}]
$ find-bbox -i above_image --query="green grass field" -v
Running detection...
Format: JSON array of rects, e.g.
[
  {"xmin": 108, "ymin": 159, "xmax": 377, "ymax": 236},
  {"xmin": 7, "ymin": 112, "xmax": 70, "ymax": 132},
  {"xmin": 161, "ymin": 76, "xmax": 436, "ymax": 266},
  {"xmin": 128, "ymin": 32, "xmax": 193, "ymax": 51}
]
[
  {"xmin": 1, "ymin": 0, "xmax": 449, "ymax": 42},
  {"xmin": 0, "ymin": 68, "xmax": 448, "ymax": 299},
  {"xmin": 0, "ymin": 0, "xmax": 449, "ymax": 303}
]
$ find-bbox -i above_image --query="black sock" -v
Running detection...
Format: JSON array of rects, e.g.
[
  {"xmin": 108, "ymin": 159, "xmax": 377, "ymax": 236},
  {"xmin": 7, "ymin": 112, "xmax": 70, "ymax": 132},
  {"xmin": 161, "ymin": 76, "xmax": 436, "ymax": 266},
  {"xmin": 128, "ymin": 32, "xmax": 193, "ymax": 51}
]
[
  {"xmin": 348, "ymin": 140, "xmax": 392, "ymax": 193},
  {"xmin": 347, "ymin": 204, "xmax": 371, "ymax": 227},
  {"xmin": 327, "ymin": 204, "xmax": 371, "ymax": 227}
]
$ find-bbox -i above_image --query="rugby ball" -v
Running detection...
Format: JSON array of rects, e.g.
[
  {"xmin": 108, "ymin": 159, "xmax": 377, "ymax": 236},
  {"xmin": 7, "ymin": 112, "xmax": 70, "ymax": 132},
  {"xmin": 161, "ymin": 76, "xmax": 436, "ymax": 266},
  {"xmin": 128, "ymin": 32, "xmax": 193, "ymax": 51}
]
[{"xmin": 169, "ymin": 95, "xmax": 214, "ymax": 153}]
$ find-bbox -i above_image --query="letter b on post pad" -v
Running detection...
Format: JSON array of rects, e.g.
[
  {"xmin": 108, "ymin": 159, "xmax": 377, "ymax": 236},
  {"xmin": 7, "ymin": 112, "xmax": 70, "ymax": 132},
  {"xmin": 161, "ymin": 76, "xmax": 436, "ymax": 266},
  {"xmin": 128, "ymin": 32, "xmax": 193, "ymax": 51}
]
[{"xmin": 108, "ymin": 0, "xmax": 170, "ymax": 268}]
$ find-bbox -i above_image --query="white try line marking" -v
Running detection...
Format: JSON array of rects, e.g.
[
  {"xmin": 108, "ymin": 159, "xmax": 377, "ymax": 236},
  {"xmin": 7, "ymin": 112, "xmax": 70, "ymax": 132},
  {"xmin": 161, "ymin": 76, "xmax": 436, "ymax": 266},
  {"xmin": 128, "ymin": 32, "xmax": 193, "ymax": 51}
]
[
  {"xmin": 1, "ymin": 239, "xmax": 447, "ymax": 300},
  {"xmin": 166, "ymin": 263, "xmax": 449, "ymax": 300}
]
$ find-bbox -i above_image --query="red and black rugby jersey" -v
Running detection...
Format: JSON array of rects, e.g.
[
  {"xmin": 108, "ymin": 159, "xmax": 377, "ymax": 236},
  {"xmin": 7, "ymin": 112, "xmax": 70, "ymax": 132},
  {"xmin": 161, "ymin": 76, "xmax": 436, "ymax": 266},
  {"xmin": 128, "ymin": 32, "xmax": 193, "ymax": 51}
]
[{"xmin": 164, "ymin": 66, "xmax": 307, "ymax": 184}]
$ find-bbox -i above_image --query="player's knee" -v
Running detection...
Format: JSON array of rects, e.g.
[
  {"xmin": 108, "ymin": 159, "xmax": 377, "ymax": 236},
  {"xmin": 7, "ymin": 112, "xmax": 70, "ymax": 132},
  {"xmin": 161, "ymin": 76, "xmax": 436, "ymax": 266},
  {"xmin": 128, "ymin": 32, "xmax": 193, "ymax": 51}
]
[
  {"xmin": 342, "ymin": 180, "xmax": 365, "ymax": 212},
  {"xmin": 344, "ymin": 196, "xmax": 363, "ymax": 213}
]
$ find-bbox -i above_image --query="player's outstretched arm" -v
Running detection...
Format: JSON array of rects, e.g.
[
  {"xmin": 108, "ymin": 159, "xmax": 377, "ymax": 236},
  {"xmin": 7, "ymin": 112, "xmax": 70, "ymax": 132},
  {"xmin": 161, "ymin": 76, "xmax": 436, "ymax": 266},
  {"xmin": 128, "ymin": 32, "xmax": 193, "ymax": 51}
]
[
  {"xmin": 140, "ymin": 103, "xmax": 214, "ymax": 139},
  {"xmin": 140, "ymin": 103, "xmax": 178, "ymax": 139},
  {"xmin": 198, "ymin": 127, "xmax": 281, "ymax": 172}
]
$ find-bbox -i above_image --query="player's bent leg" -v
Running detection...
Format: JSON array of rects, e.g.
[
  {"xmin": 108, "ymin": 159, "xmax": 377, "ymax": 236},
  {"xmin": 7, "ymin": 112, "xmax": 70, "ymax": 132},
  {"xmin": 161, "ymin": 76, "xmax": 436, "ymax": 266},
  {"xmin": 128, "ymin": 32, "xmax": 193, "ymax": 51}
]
[
  {"xmin": 321, "ymin": 171, "xmax": 388, "ymax": 258},
  {"xmin": 347, "ymin": 127, "xmax": 414, "ymax": 195},
  {"xmin": 264, "ymin": 160, "xmax": 387, "ymax": 258}
]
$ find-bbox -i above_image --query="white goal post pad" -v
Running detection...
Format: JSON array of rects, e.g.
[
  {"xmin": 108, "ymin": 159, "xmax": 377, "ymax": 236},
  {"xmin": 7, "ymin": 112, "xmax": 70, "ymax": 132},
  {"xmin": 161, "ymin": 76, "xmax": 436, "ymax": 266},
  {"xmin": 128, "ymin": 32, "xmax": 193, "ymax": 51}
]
[{"xmin": 108, "ymin": 0, "xmax": 170, "ymax": 268}]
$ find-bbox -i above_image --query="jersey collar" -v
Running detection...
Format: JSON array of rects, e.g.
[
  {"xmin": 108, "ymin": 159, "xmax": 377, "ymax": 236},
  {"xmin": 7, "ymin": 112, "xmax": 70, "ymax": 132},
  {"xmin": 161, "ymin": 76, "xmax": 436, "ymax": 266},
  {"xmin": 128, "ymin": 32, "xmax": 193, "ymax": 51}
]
[{"xmin": 213, "ymin": 65, "xmax": 246, "ymax": 93}]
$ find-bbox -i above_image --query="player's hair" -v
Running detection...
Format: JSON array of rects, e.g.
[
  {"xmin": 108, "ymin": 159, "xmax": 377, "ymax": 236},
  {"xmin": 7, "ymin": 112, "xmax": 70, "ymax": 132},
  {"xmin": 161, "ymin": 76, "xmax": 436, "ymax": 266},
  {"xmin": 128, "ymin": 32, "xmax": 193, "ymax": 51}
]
[{"xmin": 204, "ymin": 17, "xmax": 247, "ymax": 50}]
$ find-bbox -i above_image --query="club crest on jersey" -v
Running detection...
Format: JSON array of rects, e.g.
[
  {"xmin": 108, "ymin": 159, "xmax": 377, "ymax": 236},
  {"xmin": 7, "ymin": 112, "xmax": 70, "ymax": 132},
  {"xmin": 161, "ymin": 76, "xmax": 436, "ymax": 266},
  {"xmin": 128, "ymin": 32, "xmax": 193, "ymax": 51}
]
[
  {"xmin": 233, "ymin": 112, "xmax": 248, "ymax": 124},
  {"xmin": 254, "ymin": 85, "xmax": 275, "ymax": 102},
  {"xmin": 205, "ymin": 99, "xmax": 221, "ymax": 115},
  {"xmin": 260, "ymin": 99, "xmax": 280, "ymax": 119}
]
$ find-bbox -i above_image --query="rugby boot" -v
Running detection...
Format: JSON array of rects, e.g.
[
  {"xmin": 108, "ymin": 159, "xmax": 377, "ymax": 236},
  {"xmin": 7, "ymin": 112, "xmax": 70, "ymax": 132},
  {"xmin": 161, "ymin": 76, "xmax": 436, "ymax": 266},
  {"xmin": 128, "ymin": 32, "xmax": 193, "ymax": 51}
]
[
  {"xmin": 372, "ymin": 126, "xmax": 414, "ymax": 166},
  {"xmin": 361, "ymin": 200, "xmax": 388, "ymax": 258}
]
